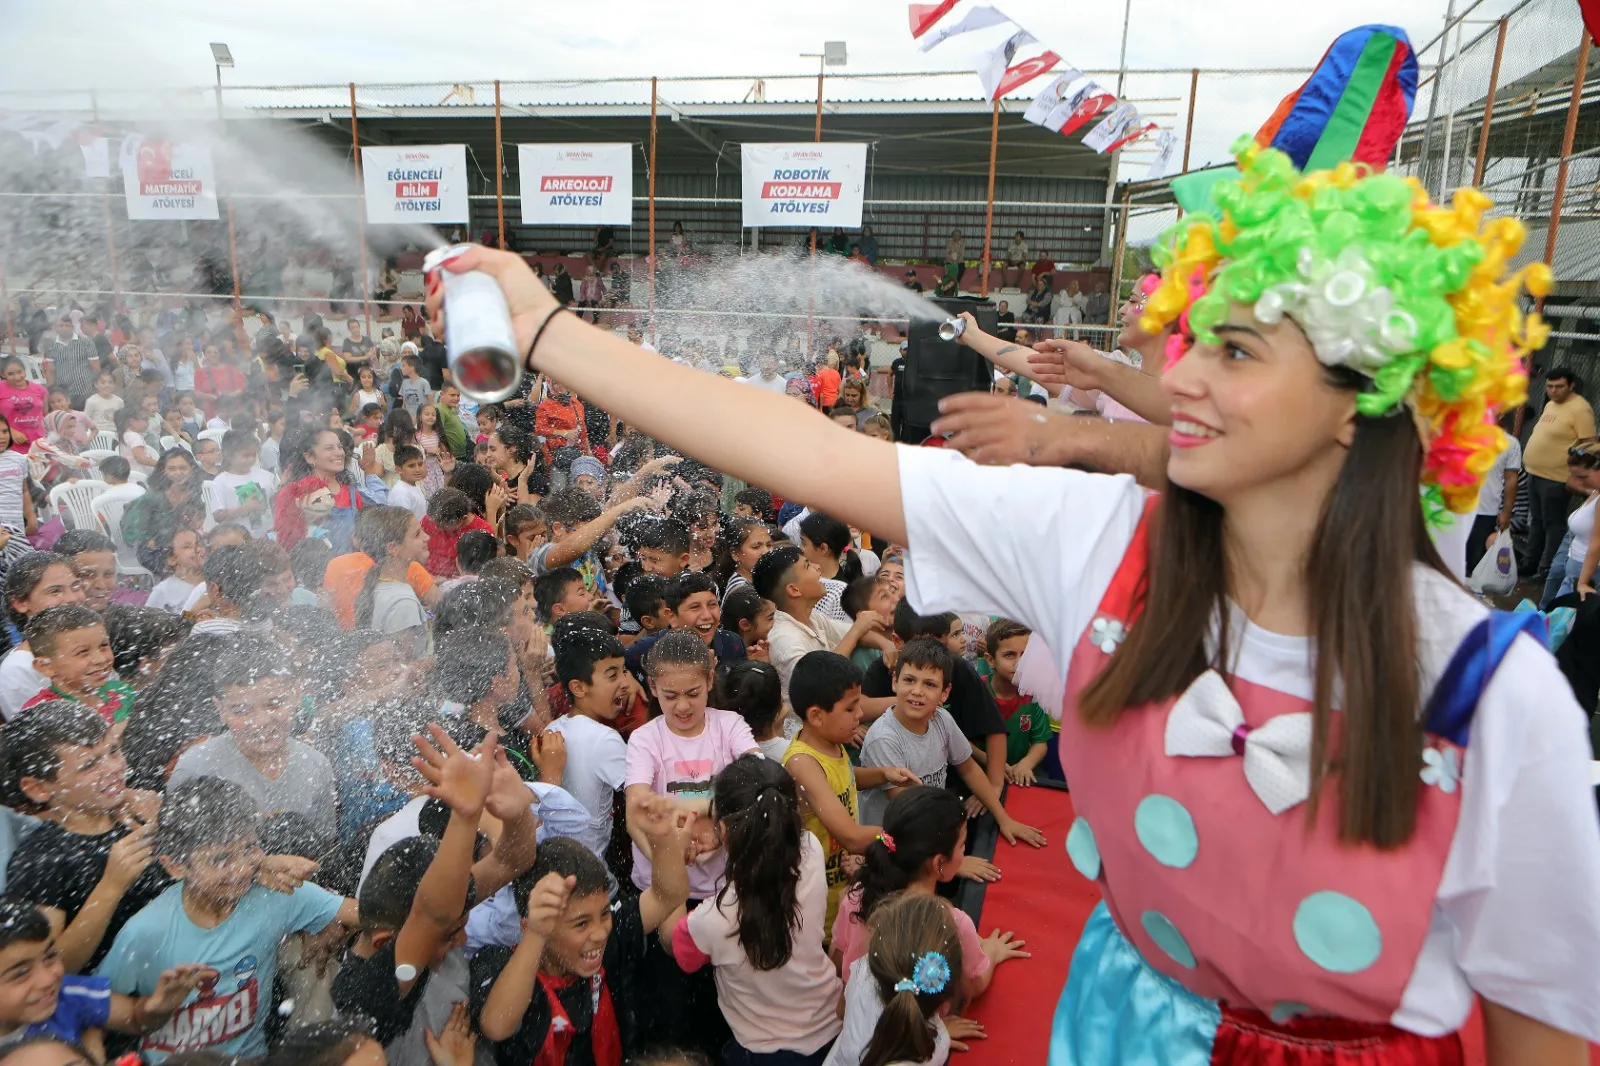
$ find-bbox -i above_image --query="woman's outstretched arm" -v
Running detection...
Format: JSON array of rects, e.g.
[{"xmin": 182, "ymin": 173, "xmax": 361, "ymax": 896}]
[{"xmin": 429, "ymin": 246, "xmax": 908, "ymax": 545}]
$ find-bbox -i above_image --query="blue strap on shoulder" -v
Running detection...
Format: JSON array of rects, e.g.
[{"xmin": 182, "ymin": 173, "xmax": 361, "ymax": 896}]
[{"xmin": 1422, "ymin": 611, "xmax": 1546, "ymax": 747}]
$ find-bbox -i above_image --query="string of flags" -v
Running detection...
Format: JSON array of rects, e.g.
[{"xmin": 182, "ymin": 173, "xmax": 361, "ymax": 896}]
[{"xmin": 907, "ymin": 0, "xmax": 1174, "ymax": 177}]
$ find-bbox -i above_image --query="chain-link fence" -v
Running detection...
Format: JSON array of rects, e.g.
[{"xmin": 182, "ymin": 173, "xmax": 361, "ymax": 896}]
[{"xmin": 1, "ymin": 34, "xmax": 1589, "ymax": 359}]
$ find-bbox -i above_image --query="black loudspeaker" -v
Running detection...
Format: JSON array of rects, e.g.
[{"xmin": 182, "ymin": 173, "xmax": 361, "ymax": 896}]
[{"xmin": 893, "ymin": 297, "xmax": 998, "ymax": 443}]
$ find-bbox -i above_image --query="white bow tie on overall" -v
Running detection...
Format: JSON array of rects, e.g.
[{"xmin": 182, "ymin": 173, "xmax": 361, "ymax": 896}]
[{"xmin": 1164, "ymin": 670, "xmax": 1314, "ymax": 816}]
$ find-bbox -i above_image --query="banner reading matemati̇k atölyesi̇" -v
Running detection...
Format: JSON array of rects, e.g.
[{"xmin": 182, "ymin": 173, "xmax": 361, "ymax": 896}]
[{"xmin": 740, "ymin": 143, "xmax": 867, "ymax": 229}]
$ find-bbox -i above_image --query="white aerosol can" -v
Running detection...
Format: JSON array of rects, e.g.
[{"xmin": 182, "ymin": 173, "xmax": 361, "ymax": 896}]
[
  {"xmin": 422, "ymin": 244, "xmax": 523, "ymax": 403},
  {"xmin": 938, "ymin": 316, "xmax": 967, "ymax": 342}
]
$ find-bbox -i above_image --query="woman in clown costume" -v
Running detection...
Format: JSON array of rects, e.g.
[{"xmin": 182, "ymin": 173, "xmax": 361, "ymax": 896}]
[{"xmin": 427, "ymin": 139, "xmax": 1600, "ymax": 1064}]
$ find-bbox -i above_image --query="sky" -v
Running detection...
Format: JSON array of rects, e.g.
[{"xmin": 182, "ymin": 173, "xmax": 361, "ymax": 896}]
[{"xmin": 0, "ymin": 0, "xmax": 1516, "ymax": 94}]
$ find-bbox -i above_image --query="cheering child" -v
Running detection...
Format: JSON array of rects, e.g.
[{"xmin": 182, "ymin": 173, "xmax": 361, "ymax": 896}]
[
  {"xmin": 469, "ymin": 805, "xmax": 692, "ymax": 1064},
  {"xmin": 782, "ymin": 651, "xmax": 919, "ymax": 932},
  {"xmin": 546, "ymin": 627, "xmax": 633, "ymax": 858},
  {"xmin": 22, "ymin": 606, "xmax": 136, "ymax": 723},
  {"xmin": 664, "ymin": 754, "xmax": 843, "ymax": 1065},
  {"xmin": 977, "ymin": 619, "xmax": 1052, "ymax": 786}
]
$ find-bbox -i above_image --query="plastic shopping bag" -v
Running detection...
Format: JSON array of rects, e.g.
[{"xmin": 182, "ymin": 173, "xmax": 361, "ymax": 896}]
[{"xmin": 1470, "ymin": 529, "xmax": 1518, "ymax": 596}]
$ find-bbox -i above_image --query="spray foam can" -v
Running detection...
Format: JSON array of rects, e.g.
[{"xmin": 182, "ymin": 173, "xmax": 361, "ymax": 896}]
[{"xmin": 422, "ymin": 244, "xmax": 523, "ymax": 403}]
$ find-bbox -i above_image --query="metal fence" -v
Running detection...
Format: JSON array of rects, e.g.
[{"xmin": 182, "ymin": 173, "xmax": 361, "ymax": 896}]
[{"xmin": 0, "ymin": 34, "xmax": 1592, "ymax": 355}]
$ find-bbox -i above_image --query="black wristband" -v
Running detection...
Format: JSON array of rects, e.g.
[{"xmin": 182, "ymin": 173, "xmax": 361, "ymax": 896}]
[{"xmin": 525, "ymin": 306, "xmax": 565, "ymax": 367}]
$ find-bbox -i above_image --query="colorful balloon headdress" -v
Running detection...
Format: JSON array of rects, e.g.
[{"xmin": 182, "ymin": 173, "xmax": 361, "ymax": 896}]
[{"xmin": 1142, "ymin": 136, "xmax": 1551, "ymax": 520}]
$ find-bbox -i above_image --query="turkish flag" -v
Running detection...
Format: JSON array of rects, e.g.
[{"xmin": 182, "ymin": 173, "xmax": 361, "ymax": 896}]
[
  {"xmin": 908, "ymin": 0, "xmax": 961, "ymax": 38},
  {"xmin": 135, "ymin": 139, "xmax": 173, "ymax": 184},
  {"xmin": 1582, "ymin": 0, "xmax": 1599, "ymax": 48},
  {"xmin": 992, "ymin": 51, "xmax": 1062, "ymax": 100}
]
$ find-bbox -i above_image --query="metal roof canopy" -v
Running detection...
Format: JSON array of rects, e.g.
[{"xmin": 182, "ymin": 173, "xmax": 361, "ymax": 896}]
[{"xmin": 284, "ymin": 100, "xmax": 1114, "ymax": 184}]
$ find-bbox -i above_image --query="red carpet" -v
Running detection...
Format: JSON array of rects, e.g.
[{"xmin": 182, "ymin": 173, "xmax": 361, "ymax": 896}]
[{"xmin": 962, "ymin": 786, "xmax": 1600, "ymax": 1065}]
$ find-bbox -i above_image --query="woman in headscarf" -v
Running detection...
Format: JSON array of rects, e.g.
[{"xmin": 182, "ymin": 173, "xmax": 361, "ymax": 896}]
[{"xmin": 29, "ymin": 410, "xmax": 95, "ymax": 488}]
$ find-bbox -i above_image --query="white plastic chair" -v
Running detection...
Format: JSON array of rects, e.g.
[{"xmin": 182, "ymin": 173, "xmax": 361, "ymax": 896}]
[
  {"xmin": 197, "ymin": 427, "xmax": 227, "ymax": 445},
  {"xmin": 128, "ymin": 470, "xmax": 148, "ymax": 487},
  {"xmin": 49, "ymin": 480, "xmax": 109, "ymax": 530},
  {"xmin": 159, "ymin": 435, "xmax": 193, "ymax": 455},
  {"xmin": 92, "ymin": 491, "xmax": 149, "ymax": 578},
  {"xmin": 79, "ymin": 448, "xmax": 117, "ymax": 473},
  {"xmin": 201, "ymin": 478, "xmax": 228, "ymax": 533},
  {"xmin": 89, "ymin": 431, "xmax": 118, "ymax": 452}
]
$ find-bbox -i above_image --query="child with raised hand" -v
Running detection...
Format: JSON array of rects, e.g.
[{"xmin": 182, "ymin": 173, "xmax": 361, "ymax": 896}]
[
  {"xmin": 0, "ymin": 898, "xmax": 215, "ymax": 1063},
  {"xmin": 470, "ymin": 805, "xmax": 692, "ymax": 1066},
  {"xmin": 717, "ymin": 659, "xmax": 789, "ymax": 760},
  {"xmin": 663, "ymin": 754, "xmax": 842, "ymax": 1064},
  {"xmin": 824, "ymin": 893, "xmax": 974, "ymax": 1066},
  {"xmin": 625, "ymin": 631, "xmax": 760, "ymax": 900},
  {"xmin": 977, "ymin": 619, "xmax": 1051, "ymax": 786},
  {"xmin": 1, "ymin": 702, "xmax": 166, "ymax": 973},
  {"xmin": 832, "ymin": 786, "xmax": 1026, "ymax": 1002},
  {"xmin": 331, "ymin": 725, "xmax": 530, "ymax": 1064},
  {"xmin": 782, "ymin": 651, "xmax": 920, "ymax": 933},
  {"xmin": 96, "ymin": 776, "xmax": 360, "ymax": 1062},
  {"xmin": 546, "ymin": 626, "xmax": 632, "ymax": 859}
]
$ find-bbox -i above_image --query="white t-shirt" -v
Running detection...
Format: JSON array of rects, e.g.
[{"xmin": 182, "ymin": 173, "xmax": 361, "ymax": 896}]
[
  {"xmin": 84, "ymin": 393, "xmax": 123, "ymax": 434},
  {"xmin": 0, "ymin": 451, "xmax": 28, "ymax": 531},
  {"xmin": 371, "ymin": 580, "xmax": 428, "ymax": 656},
  {"xmin": 895, "ymin": 443, "xmax": 1600, "ymax": 1041},
  {"xmin": 0, "ymin": 649, "xmax": 47, "ymax": 720},
  {"xmin": 738, "ymin": 374, "xmax": 789, "ymax": 395},
  {"xmin": 1476, "ymin": 436, "xmax": 1522, "ymax": 516},
  {"xmin": 146, "ymin": 576, "xmax": 201, "ymax": 615},
  {"xmin": 1568, "ymin": 496, "xmax": 1598, "ymax": 564},
  {"xmin": 822, "ymin": 957, "xmax": 950, "ymax": 1066},
  {"xmin": 683, "ymin": 833, "xmax": 842, "ymax": 1054},
  {"xmin": 120, "ymin": 430, "xmax": 154, "ymax": 476},
  {"xmin": 624, "ymin": 708, "xmax": 757, "ymax": 897},
  {"xmin": 388, "ymin": 480, "xmax": 427, "ymax": 520},
  {"xmin": 545, "ymin": 713, "xmax": 629, "ymax": 859},
  {"xmin": 209, "ymin": 469, "xmax": 278, "ymax": 538}
]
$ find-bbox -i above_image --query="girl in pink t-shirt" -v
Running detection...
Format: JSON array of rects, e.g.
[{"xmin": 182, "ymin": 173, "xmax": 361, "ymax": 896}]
[
  {"xmin": 624, "ymin": 630, "xmax": 759, "ymax": 900},
  {"xmin": 0, "ymin": 358, "xmax": 48, "ymax": 454},
  {"xmin": 831, "ymin": 786, "xmax": 1025, "ymax": 1002},
  {"xmin": 666, "ymin": 754, "xmax": 843, "ymax": 1061}
]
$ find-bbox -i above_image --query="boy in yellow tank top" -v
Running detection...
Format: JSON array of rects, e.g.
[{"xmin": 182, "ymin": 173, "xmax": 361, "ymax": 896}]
[{"xmin": 781, "ymin": 650, "xmax": 920, "ymax": 934}]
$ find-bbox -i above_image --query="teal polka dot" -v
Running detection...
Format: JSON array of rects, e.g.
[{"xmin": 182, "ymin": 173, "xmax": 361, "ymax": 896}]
[
  {"xmin": 1134, "ymin": 794, "xmax": 1198, "ymax": 869},
  {"xmin": 1270, "ymin": 1002, "xmax": 1311, "ymax": 1025},
  {"xmin": 1293, "ymin": 891, "xmax": 1382, "ymax": 974},
  {"xmin": 1140, "ymin": 910, "xmax": 1196, "ymax": 969},
  {"xmin": 1066, "ymin": 817, "xmax": 1100, "ymax": 881}
]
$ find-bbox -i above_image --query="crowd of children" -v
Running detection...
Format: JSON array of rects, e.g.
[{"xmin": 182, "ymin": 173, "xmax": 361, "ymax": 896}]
[{"xmin": 0, "ymin": 304, "xmax": 1053, "ymax": 1066}]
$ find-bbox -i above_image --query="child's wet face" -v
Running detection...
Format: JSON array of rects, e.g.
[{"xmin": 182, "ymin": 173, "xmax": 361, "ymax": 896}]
[
  {"xmin": 173, "ymin": 835, "xmax": 265, "ymax": 907},
  {"xmin": 545, "ymin": 890, "xmax": 613, "ymax": 979},
  {"xmin": 0, "ymin": 938, "xmax": 65, "ymax": 1027},
  {"xmin": 649, "ymin": 664, "xmax": 711, "ymax": 736}
]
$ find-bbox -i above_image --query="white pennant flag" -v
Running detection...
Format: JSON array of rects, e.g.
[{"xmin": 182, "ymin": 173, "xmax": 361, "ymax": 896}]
[
  {"xmin": 918, "ymin": 4, "xmax": 1012, "ymax": 50},
  {"xmin": 974, "ymin": 28, "xmax": 1060, "ymax": 100},
  {"xmin": 1145, "ymin": 131, "xmax": 1179, "ymax": 179},
  {"xmin": 1023, "ymin": 70, "xmax": 1085, "ymax": 126},
  {"xmin": 1082, "ymin": 101, "xmax": 1155, "ymax": 153}
]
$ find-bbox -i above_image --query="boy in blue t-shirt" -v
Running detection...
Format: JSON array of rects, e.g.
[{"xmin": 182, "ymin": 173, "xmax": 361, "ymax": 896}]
[
  {"xmin": 0, "ymin": 897, "xmax": 210, "ymax": 1061},
  {"xmin": 96, "ymin": 776, "xmax": 359, "ymax": 1062}
]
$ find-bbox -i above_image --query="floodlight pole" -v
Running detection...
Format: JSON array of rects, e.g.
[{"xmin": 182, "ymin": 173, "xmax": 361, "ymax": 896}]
[{"xmin": 215, "ymin": 69, "xmax": 242, "ymax": 315}]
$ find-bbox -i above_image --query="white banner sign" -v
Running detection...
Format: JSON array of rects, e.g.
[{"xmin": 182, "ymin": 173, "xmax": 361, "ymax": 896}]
[
  {"xmin": 122, "ymin": 139, "xmax": 218, "ymax": 220},
  {"xmin": 740, "ymin": 143, "xmax": 867, "ymax": 229},
  {"xmin": 361, "ymin": 144, "xmax": 470, "ymax": 225},
  {"xmin": 517, "ymin": 143, "xmax": 633, "ymax": 226}
]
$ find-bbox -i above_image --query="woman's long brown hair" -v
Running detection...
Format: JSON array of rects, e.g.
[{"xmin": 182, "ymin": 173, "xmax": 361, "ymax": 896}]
[{"xmin": 1079, "ymin": 405, "xmax": 1446, "ymax": 849}]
